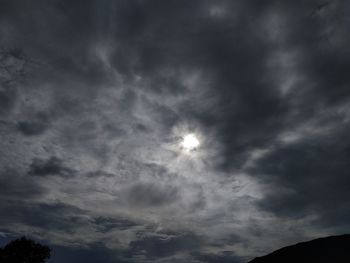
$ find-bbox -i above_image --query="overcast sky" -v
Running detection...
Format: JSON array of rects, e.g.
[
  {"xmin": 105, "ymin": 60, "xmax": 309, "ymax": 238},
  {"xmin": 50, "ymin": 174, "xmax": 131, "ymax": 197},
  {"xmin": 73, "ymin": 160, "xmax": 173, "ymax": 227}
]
[{"xmin": 0, "ymin": 1, "xmax": 350, "ymax": 262}]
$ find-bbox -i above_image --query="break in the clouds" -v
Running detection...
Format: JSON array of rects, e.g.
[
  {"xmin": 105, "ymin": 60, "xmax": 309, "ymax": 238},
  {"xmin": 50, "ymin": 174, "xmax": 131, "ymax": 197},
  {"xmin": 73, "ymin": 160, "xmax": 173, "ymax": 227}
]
[{"xmin": 1, "ymin": 0, "xmax": 350, "ymax": 262}]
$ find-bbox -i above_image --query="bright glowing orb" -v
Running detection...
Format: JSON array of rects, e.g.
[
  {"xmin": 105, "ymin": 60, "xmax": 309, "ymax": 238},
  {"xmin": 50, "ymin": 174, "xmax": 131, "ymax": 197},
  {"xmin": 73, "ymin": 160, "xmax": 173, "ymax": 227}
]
[{"xmin": 181, "ymin": 134, "xmax": 200, "ymax": 151}]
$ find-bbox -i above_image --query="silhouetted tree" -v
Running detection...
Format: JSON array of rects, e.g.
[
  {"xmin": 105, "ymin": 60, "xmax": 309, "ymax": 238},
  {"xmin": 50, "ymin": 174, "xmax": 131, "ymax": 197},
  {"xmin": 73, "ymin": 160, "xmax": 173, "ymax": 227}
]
[{"xmin": 0, "ymin": 237, "xmax": 50, "ymax": 263}]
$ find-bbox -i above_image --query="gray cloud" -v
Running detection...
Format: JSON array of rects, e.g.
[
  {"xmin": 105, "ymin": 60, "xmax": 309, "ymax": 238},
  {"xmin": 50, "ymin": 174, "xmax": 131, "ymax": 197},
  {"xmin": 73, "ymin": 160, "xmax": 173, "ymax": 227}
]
[
  {"xmin": 28, "ymin": 157, "xmax": 74, "ymax": 177},
  {"xmin": 192, "ymin": 251, "xmax": 243, "ymax": 263},
  {"xmin": 252, "ymin": 124, "xmax": 350, "ymax": 224},
  {"xmin": 125, "ymin": 182, "xmax": 180, "ymax": 207},
  {"xmin": 1, "ymin": 0, "xmax": 350, "ymax": 262},
  {"xmin": 129, "ymin": 232, "xmax": 201, "ymax": 259},
  {"xmin": 0, "ymin": 169, "xmax": 45, "ymax": 199},
  {"xmin": 16, "ymin": 112, "xmax": 50, "ymax": 136}
]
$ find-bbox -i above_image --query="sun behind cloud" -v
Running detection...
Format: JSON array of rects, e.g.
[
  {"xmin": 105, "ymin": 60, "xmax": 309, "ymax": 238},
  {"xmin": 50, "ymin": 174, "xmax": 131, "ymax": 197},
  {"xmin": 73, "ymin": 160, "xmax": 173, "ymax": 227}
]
[{"xmin": 181, "ymin": 133, "xmax": 200, "ymax": 151}]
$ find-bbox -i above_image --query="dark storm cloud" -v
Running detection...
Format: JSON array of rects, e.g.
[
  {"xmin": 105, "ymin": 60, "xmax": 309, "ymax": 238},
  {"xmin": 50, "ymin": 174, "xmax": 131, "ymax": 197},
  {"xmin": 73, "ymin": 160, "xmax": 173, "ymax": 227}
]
[
  {"xmin": 0, "ymin": 86, "xmax": 16, "ymax": 115},
  {"xmin": 28, "ymin": 157, "xmax": 74, "ymax": 177},
  {"xmin": 251, "ymin": 124, "xmax": 350, "ymax": 225},
  {"xmin": 1, "ymin": 0, "xmax": 350, "ymax": 262},
  {"xmin": 0, "ymin": 169, "xmax": 45, "ymax": 199},
  {"xmin": 0, "ymin": 48, "xmax": 31, "ymax": 115},
  {"xmin": 16, "ymin": 112, "xmax": 50, "ymax": 136},
  {"xmin": 0, "ymin": 202, "xmax": 85, "ymax": 233},
  {"xmin": 186, "ymin": 0, "xmax": 350, "ymax": 171}
]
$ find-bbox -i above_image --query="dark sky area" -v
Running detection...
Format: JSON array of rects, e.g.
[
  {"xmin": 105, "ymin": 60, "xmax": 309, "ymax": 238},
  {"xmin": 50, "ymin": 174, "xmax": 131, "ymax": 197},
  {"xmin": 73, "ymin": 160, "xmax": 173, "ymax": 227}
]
[{"xmin": 0, "ymin": 1, "xmax": 350, "ymax": 262}]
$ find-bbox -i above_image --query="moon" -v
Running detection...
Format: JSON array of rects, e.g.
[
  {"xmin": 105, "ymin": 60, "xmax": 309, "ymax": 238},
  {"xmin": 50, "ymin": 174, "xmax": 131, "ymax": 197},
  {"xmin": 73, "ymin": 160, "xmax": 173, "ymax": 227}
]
[{"xmin": 181, "ymin": 134, "xmax": 200, "ymax": 151}]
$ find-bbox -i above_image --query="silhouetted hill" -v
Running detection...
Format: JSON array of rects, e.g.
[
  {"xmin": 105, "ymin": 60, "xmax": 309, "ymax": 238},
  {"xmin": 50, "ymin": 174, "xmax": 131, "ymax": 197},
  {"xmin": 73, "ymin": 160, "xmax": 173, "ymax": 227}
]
[{"xmin": 248, "ymin": 234, "xmax": 350, "ymax": 263}]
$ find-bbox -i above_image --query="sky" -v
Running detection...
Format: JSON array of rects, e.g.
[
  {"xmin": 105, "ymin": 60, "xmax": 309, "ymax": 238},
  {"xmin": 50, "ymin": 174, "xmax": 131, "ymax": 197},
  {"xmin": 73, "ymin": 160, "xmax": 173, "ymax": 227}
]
[{"xmin": 0, "ymin": 1, "xmax": 350, "ymax": 262}]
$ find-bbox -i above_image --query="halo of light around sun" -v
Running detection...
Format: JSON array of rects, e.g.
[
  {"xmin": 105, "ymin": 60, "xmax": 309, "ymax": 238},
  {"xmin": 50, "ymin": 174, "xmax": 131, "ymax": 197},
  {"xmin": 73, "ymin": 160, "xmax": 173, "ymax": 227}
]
[{"xmin": 181, "ymin": 134, "xmax": 200, "ymax": 151}]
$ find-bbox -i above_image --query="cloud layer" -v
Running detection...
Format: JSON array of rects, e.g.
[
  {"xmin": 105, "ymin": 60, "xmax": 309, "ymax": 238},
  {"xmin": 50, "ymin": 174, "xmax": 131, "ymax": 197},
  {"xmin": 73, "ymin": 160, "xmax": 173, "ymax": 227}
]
[{"xmin": 1, "ymin": 0, "xmax": 350, "ymax": 262}]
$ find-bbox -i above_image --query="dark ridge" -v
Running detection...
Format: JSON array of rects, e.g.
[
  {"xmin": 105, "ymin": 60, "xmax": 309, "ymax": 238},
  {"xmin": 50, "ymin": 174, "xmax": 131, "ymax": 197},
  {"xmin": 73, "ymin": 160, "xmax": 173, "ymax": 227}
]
[{"xmin": 248, "ymin": 234, "xmax": 350, "ymax": 263}]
